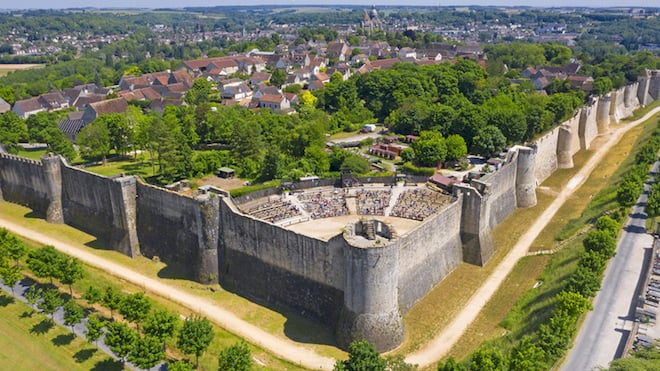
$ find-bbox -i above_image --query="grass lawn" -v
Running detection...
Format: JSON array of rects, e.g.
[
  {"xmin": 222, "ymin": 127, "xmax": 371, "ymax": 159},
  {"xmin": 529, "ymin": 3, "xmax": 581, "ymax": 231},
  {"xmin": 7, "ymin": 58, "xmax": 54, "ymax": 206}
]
[
  {"xmin": 0, "ymin": 292, "xmax": 117, "ymax": 371},
  {"xmin": 81, "ymin": 154, "xmax": 157, "ymax": 178},
  {"xmin": 17, "ymin": 147, "xmax": 49, "ymax": 161}
]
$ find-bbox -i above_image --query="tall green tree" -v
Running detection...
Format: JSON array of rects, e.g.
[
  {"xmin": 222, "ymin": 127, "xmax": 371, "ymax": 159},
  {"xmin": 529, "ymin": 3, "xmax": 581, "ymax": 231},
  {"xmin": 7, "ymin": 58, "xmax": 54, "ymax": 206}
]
[
  {"xmin": 105, "ymin": 322, "xmax": 138, "ymax": 364},
  {"xmin": 0, "ymin": 111, "xmax": 28, "ymax": 154},
  {"xmin": 58, "ymin": 257, "xmax": 84, "ymax": 296},
  {"xmin": 218, "ymin": 341, "xmax": 252, "ymax": 371},
  {"xmin": 128, "ymin": 336, "xmax": 164, "ymax": 369},
  {"xmin": 270, "ymin": 68, "xmax": 286, "ymax": 88},
  {"xmin": 63, "ymin": 299, "xmax": 84, "ymax": 333},
  {"xmin": 84, "ymin": 314, "xmax": 105, "ymax": 345},
  {"xmin": 412, "ymin": 131, "xmax": 447, "ymax": 167},
  {"xmin": 143, "ymin": 309, "xmax": 179, "ymax": 352},
  {"xmin": 178, "ymin": 316, "xmax": 215, "ymax": 369},
  {"xmin": 78, "ymin": 119, "xmax": 111, "ymax": 162},
  {"xmin": 334, "ymin": 340, "xmax": 386, "ymax": 371},
  {"xmin": 38, "ymin": 288, "xmax": 64, "ymax": 320},
  {"xmin": 102, "ymin": 286, "xmax": 123, "ymax": 320},
  {"xmin": 27, "ymin": 245, "xmax": 63, "ymax": 285},
  {"xmin": 119, "ymin": 292, "xmax": 152, "ymax": 330}
]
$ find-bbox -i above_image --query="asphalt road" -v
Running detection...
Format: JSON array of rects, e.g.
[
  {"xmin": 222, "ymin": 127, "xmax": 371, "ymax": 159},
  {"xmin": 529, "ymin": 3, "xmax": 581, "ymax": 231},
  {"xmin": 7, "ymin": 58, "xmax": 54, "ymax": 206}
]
[{"xmin": 561, "ymin": 161, "xmax": 658, "ymax": 370}]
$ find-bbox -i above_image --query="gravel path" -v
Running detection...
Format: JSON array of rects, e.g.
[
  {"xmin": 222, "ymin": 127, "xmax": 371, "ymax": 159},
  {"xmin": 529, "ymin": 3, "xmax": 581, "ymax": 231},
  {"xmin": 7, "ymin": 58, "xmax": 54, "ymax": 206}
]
[{"xmin": 405, "ymin": 107, "xmax": 660, "ymax": 368}]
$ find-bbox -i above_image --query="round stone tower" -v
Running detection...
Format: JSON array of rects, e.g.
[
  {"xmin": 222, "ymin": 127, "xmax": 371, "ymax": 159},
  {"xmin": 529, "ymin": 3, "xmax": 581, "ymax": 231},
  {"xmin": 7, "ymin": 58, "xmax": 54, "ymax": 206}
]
[
  {"xmin": 337, "ymin": 220, "xmax": 404, "ymax": 352},
  {"xmin": 515, "ymin": 146, "xmax": 537, "ymax": 208},
  {"xmin": 557, "ymin": 125, "xmax": 574, "ymax": 169},
  {"xmin": 596, "ymin": 94, "xmax": 611, "ymax": 134}
]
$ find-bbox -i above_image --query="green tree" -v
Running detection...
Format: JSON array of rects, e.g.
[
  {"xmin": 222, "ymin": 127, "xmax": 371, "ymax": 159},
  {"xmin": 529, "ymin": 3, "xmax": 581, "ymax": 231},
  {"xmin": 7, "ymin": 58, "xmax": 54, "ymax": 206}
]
[
  {"xmin": 178, "ymin": 316, "xmax": 215, "ymax": 369},
  {"xmin": 78, "ymin": 119, "xmax": 111, "ymax": 162},
  {"xmin": 445, "ymin": 134, "xmax": 468, "ymax": 161},
  {"xmin": 24, "ymin": 285, "xmax": 42, "ymax": 314},
  {"xmin": 412, "ymin": 131, "xmax": 447, "ymax": 167},
  {"xmin": 27, "ymin": 245, "xmax": 63, "ymax": 285},
  {"xmin": 334, "ymin": 340, "xmax": 386, "ymax": 371},
  {"xmin": 83, "ymin": 285, "xmax": 103, "ymax": 305},
  {"xmin": 185, "ymin": 78, "xmax": 213, "ymax": 106},
  {"xmin": 469, "ymin": 347, "xmax": 507, "ymax": 371},
  {"xmin": 617, "ymin": 178, "xmax": 643, "ymax": 207},
  {"xmin": 592, "ymin": 77, "xmax": 614, "ymax": 96},
  {"xmin": 0, "ymin": 111, "xmax": 28, "ymax": 154},
  {"xmin": 85, "ymin": 314, "xmax": 105, "ymax": 345},
  {"xmin": 472, "ymin": 125, "xmax": 506, "ymax": 157},
  {"xmin": 58, "ymin": 257, "xmax": 84, "ymax": 296},
  {"xmin": 128, "ymin": 336, "xmax": 164, "ymax": 369},
  {"xmin": 508, "ymin": 336, "xmax": 546, "ymax": 371},
  {"xmin": 102, "ymin": 286, "xmax": 123, "ymax": 320},
  {"xmin": 437, "ymin": 357, "xmax": 466, "ymax": 371},
  {"xmin": 96, "ymin": 113, "xmax": 131, "ymax": 155},
  {"xmin": 270, "ymin": 68, "xmax": 287, "ymax": 88},
  {"xmin": 143, "ymin": 309, "xmax": 179, "ymax": 351},
  {"xmin": 555, "ymin": 291, "xmax": 592, "ymax": 317},
  {"xmin": 38, "ymin": 288, "xmax": 64, "ymax": 320},
  {"xmin": 385, "ymin": 355, "xmax": 418, "ymax": 371},
  {"xmin": 0, "ymin": 265, "xmax": 21, "ymax": 294},
  {"xmin": 583, "ymin": 229, "xmax": 617, "ymax": 258},
  {"xmin": 341, "ymin": 154, "xmax": 370, "ymax": 175},
  {"xmin": 119, "ymin": 292, "xmax": 151, "ymax": 329},
  {"xmin": 105, "ymin": 322, "xmax": 138, "ymax": 364},
  {"xmin": 218, "ymin": 341, "xmax": 252, "ymax": 371},
  {"xmin": 63, "ymin": 299, "xmax": 84, "ymax": 333}
]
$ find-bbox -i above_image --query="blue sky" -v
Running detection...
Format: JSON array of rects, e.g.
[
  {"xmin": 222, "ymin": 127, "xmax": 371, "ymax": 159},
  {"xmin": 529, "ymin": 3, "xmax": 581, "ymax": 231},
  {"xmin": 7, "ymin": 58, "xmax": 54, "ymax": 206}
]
[{"xmin": 3, "ymin": 1, "xmax": 658, "ymax": 9}]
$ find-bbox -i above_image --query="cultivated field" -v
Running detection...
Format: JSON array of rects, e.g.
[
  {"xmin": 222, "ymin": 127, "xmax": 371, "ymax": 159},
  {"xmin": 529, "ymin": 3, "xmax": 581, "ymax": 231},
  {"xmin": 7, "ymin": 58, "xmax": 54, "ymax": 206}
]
[{"xmin": 0, "ymin": 64, "xmax": 44, "ymax": 76}]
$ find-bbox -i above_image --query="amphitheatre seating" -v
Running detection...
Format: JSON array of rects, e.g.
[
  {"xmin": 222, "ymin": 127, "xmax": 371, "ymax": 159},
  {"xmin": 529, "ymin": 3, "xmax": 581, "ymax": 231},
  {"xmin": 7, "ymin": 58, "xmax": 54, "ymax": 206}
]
[
  {"xmin": 356, "ymin": 189, "xmax": 392, "ymax": 216},
  {"xmin": 246, "ymin": 199, "xmax": 301, "ymax": 223},
  {"xmin": 390, "ymin": 188, "xmax": 452, "ymax": 221},
  {"xmin": 297, "ymin": 190, "xmax": 349, "ymax": 219}
]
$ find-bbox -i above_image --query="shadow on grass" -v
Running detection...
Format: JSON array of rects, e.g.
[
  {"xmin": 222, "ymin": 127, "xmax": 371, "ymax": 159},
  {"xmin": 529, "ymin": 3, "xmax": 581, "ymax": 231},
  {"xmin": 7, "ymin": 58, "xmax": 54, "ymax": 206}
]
[
  {"xmin": 23, "ymin": 210, "xmax": 45, "ymax": 219},
  {"xmin": 84, "ymin": 238, "xmax": 114, "ymax": 252},
  {"xmin": 74, "ymin": 348, "xmax": 97, "ymax": 363},
  {"xmin": 52, "ymin": 333, "xmax": 75, "ymax": 346},
  {"xmin": 157, "ymin": 261, "xmax": 193, "ymax": 281},
  {"xmin": 30, "ymin": 318, "xmax": 54, "ymax": 335},
  {"xmin": 0, "ymin": 294, "xmax": 15, "ymax": 306},
  {"xmin": 90, "ymin": 358, "xmax": 124, "ymax": 371}
]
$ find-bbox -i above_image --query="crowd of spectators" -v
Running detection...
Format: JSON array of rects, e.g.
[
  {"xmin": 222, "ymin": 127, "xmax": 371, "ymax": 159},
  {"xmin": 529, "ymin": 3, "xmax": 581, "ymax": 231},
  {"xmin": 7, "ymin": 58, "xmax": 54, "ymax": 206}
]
[
  {"xmin": 246, "ymin": 199, "xmax": 301, "ymax": 223},
  {"xmin": 297, "ymin": 190, "xmax": 349, "ymax": 219},
  {"xmin": 390, "ymin": 188, "xmax": 451, "ymax": 221},
  {"xmin": 356, "ymin": 189, "xmax": 392, "ymax": 216}
]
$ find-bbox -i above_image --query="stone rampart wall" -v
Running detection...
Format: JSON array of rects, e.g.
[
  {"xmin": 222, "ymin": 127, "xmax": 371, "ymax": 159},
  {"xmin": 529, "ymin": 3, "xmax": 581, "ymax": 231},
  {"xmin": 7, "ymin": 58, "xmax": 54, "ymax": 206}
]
[
  {"xmin": 218, "ymin": 198, "xmax": 345, "ymax": 323},
  {"xmin": 0, "ymin": 152, "xmax": 49, "ymax": 213},
  {"xmin": 396, "ymin": 199, "xmax": 462, "ymax": 313},
  {"xmin": 532, "ymin": 128, "xmax": 558, "ymax": 184},
  {"xmin": 135, "ymin": 182, "xmax": 211, "ymax": 279},
  {"xmin": 483, "ymin": 157, "xmax": 518, "ymax": 228}
]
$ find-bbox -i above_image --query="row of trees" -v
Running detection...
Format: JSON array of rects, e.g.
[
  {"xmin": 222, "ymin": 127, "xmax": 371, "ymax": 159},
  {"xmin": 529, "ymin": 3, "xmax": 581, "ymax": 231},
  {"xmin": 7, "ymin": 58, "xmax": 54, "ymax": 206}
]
[{"xmin": 0, "ymin": 229, "xmax": 252, "ymax": 370}]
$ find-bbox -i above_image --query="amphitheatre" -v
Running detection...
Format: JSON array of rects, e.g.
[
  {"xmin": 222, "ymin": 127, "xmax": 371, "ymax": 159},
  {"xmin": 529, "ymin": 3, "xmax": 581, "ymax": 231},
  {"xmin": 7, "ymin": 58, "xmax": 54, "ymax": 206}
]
[{"xmin": 0, "ymin": 70, "xmax": 659, "ymax": 357}]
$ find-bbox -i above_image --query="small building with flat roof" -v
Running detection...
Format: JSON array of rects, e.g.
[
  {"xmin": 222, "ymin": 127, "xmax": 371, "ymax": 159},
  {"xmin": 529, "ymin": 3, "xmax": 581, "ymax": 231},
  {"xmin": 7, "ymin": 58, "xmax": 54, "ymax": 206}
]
[{"xmin": 217, "ymin": 167, "xmax": 236, "ymax": 178}]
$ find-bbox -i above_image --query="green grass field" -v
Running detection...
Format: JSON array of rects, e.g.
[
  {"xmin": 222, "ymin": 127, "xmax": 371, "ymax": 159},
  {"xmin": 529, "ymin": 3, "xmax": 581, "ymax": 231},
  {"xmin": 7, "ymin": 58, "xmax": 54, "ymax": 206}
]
[{"xmin": 0, "ymin": 292, "xmax": 118, "ymax": 370}]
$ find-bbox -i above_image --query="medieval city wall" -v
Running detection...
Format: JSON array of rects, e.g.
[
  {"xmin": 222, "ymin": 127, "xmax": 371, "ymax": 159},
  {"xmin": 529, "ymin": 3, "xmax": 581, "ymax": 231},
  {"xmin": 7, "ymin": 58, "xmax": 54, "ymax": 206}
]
[
  {"xmin": 396, "ymin": 199, "xmax": 463, "ymax": 313},
  {"xmin": 533, "ymin": 127, "xmax": 559, "ymax": 184},
  {"xmin": 482, "ymin": 155, "xmax": 518, "ymax": 228},
  {"xmin": 0, "ymin": 76, "xmax": 658, "ymax": 352},
  {"xmin": 135, "ymin": 181, "xmax": 218, "ymax": 282},
  {"xmin": 0, "ymin": 152, "xmax": 50, "ymax": 214},
  {"xmin": 218, "ymin": 197, "xmax": 345, "ymax": 324}
]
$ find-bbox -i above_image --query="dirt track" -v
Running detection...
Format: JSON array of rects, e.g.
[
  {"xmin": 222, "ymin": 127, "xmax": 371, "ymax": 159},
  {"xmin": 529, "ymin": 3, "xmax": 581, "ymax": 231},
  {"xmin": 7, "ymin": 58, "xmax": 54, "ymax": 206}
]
[
  {"xmin": 405, "ymin": 106, "xmax": 660, "ymax": 368},
  {"xmin": 0, "ymin": 107, "xmax": 658, "ymax": 370}
]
